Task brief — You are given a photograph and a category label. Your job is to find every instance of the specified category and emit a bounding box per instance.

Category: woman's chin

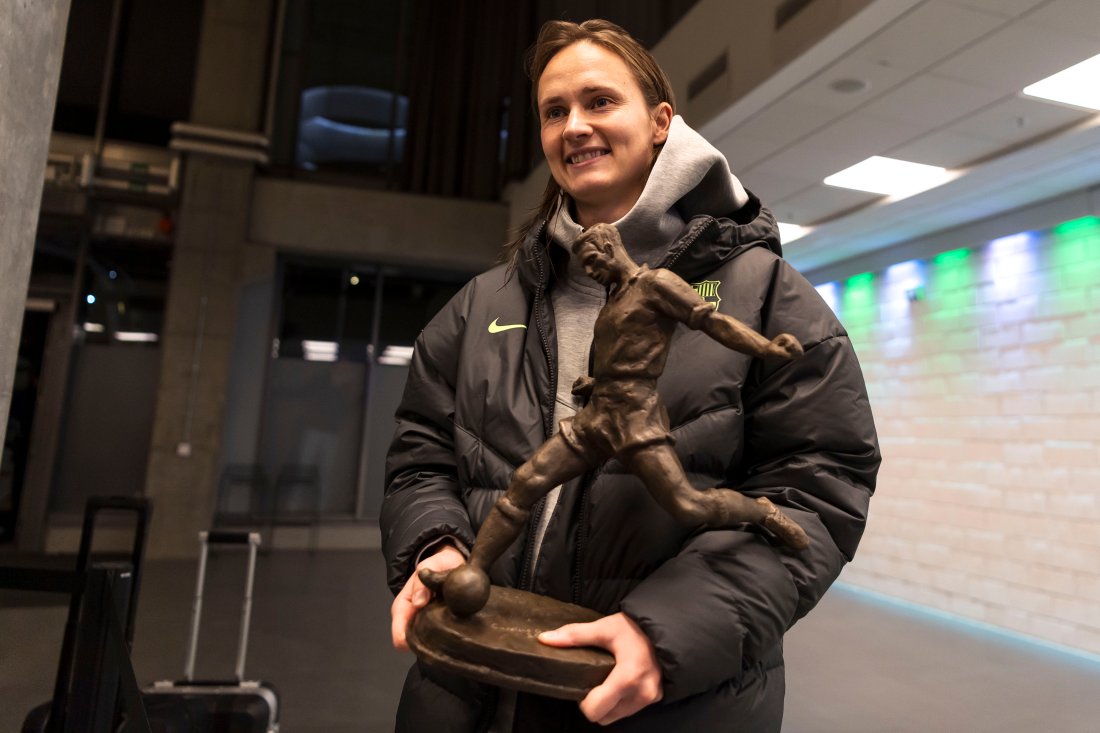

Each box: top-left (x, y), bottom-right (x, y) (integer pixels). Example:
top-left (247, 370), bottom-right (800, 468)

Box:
top-left (567, 189), bottom-right (630, 222)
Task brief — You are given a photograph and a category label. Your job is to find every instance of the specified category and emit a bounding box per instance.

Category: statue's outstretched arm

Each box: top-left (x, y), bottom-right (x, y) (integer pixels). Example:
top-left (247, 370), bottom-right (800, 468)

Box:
top-left (651, 269), bottom-right (803, 361)
top-left (698, 308), bottom-right (802, 361)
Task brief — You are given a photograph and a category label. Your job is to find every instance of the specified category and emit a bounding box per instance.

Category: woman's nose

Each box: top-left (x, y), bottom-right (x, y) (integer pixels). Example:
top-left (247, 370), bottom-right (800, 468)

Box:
top-left (564, 108), bottom-right (592, 140)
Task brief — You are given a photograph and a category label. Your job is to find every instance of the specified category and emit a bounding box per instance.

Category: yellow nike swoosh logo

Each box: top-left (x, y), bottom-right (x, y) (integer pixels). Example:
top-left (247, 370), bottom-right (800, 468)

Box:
top-left (488, 318), bottom-right (527, 334)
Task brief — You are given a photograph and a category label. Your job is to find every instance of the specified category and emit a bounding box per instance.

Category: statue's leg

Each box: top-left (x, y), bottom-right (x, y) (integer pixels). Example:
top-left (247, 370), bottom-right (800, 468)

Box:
top-left (423, 433), bottom-right (594, 616)
top-left (621, 445), bottom-right (809, 550)
top-left (470, 433), bottom-right (591, 569)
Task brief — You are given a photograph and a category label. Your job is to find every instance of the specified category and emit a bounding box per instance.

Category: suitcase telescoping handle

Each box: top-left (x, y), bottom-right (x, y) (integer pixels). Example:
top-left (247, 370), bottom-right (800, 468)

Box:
top-left (49, 496), bottom-right (151, 733)
top-left (184, 530), bottom-right (261, 684)
top-left (75, 496), bottom-right (151, 646)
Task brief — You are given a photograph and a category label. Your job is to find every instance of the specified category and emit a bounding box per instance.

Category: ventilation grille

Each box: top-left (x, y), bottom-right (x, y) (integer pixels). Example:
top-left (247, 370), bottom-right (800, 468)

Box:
top-left (687, 53), bottom-right (728, 101)
top-left (776, 0), bottom-right (815, 28)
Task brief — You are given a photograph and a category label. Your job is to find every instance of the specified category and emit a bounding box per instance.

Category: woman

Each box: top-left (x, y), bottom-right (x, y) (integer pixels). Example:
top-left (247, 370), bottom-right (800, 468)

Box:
top-left (382, 19), bottom-right (879, 733)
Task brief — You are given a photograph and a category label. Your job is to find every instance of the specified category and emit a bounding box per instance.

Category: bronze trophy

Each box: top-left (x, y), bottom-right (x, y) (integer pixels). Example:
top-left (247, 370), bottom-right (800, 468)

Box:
top-left (407, 223), bottom-right (808, 700)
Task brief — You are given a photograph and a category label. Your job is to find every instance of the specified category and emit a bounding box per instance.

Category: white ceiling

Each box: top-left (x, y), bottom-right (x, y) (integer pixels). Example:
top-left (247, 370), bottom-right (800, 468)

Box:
top-left (697, 0), bottom-right (1100, 273)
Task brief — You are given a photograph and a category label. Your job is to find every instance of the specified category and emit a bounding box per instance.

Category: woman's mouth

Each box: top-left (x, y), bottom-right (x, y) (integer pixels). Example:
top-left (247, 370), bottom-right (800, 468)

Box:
top-left (568, 149), bottom-right (609, 165)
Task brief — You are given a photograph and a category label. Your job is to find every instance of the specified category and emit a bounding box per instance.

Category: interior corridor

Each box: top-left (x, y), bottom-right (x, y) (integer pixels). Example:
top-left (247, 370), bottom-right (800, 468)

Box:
top-left (3, 548), bottom-right (1099, 732)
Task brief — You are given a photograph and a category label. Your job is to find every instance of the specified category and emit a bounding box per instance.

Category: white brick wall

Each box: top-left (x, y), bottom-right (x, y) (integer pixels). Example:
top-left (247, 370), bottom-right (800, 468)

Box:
top-left (824, 218), bottom-right (1100, 657)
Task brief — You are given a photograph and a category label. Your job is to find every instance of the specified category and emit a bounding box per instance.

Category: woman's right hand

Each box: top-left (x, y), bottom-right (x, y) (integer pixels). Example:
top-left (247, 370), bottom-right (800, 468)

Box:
top-left (390, 543), bottom-right (466, 651)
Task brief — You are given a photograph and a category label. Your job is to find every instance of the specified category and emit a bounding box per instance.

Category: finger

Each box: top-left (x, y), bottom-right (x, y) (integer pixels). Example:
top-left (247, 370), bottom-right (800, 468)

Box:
top-left (391, 596), bottom-right (413, 651)
top-left (578, 663), bottom-right (630, 723)
top-left (601, 669), bottom-right (663, 725)
top-left (410, 579), bottom-right (430, 607)
top-left (538, 619), bottom-right (611, 648)
top-left (595, 696), bottom-right (644, 727)
top-left (582, 669), bottom-right (662, 726)
top-left (390, 574), bottom-right (426, 651)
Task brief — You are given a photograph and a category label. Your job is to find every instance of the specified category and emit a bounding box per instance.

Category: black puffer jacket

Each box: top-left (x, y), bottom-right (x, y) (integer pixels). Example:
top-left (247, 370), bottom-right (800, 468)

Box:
top-left (382, 196), bottom-right (880, 732)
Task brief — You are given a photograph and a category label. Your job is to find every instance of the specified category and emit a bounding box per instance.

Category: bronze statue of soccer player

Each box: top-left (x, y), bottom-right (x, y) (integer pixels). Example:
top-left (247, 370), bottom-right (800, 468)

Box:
top-left (422, 223), bottom-right (809, 618)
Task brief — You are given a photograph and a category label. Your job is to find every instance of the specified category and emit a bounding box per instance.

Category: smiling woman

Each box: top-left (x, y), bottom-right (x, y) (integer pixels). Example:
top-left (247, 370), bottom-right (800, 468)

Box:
top-left (381, 18), bottom-right (879, 733)
top-left (502, 19), bottom-right (679, 261)
top-left (536, 42), bottom-right (671, 227)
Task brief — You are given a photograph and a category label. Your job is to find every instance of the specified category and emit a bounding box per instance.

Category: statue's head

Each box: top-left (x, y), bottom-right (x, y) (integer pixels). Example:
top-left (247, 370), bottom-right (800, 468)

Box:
top-left (572, 223), bottom-right (622, 257)
top-left (572, 224), bottom-right (625, 285)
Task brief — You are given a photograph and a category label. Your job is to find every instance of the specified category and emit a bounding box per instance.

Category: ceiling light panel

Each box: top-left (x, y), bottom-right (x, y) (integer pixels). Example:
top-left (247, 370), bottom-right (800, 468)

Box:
top-left (778, 222), bottom-right (810, 243)
top-left (1023, 52), bottom-right (1100, 111)
top-left (824, 156), bottom-right (951, 197)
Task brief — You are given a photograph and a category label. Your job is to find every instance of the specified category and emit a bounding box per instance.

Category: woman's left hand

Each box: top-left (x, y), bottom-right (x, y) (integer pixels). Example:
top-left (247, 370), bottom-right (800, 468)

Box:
top-left (539, 612), bottom-right (664, 725)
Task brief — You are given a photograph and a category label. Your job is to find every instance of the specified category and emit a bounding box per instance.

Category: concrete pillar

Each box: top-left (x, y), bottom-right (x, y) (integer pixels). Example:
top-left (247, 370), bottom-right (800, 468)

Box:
top-left (0, 1), bottom-right (72, 454)
top-left (143, 0), bottom-right (272, 557)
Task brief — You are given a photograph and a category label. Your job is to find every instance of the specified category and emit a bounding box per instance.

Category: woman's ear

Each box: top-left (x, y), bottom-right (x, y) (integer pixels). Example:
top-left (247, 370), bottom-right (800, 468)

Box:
top-left (651, 102), bottom-right (673, 145)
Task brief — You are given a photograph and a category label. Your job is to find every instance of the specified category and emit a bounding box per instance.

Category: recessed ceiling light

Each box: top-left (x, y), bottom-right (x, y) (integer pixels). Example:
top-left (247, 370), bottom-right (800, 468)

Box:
top-left (829, 78), bottom-right (869, 94)
top-left (302, 340), bottom-right (340, 362)
top-left (115, 331), bottom-right (159, 343)
top-left (1022, 52), bottom-right (1100, 111)
top-left (824, 156), bottom-right (951, 197)
top-left (778, 222), bottom-right (810, 243)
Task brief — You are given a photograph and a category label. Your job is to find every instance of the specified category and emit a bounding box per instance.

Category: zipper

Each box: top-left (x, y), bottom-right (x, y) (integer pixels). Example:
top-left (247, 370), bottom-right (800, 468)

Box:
top-left (571, 468), bottom-right (598, 605)
top-left (661, 216), bottom-right (718, 273)
top-left (532, 222), bottom-right (556, 440)
top-left (568, 310), bottom-right (605, 605)
top-left (518, 223), bottom-right (555, 593)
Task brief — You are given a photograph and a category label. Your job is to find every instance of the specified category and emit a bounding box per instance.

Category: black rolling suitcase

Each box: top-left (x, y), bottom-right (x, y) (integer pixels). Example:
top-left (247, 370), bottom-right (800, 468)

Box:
top-left (16, 496), bottom-right (156, 733)
top-left (143, 530), bottom-right (280, 732)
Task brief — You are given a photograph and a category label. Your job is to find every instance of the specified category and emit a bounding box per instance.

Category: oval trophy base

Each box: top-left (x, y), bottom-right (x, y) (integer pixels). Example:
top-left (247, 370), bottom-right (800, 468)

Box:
top-left (407, 585), bottom-right (615, 701)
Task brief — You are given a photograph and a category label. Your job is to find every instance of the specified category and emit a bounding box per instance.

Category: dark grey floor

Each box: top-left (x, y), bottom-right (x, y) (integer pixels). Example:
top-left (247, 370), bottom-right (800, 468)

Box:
top-left (4, 550), bottom-right (1100, 732)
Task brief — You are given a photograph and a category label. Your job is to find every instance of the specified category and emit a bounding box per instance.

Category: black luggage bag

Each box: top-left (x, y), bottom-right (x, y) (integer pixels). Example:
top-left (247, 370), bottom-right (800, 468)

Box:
top-left (16, 496), bottom-right (155, 733)
top-left (142, 530), bottom-right (280, 733)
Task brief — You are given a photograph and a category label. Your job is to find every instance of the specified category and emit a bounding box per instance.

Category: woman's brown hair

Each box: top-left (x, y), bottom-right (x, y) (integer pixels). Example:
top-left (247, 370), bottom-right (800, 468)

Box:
top-left (502, 19), bottom-right (676, 261)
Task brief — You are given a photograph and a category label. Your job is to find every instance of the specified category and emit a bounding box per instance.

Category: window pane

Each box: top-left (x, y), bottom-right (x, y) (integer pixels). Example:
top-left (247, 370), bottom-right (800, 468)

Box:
top-left (51, 343), bottom-right (161, 512)
top-left (295, 86), bottom-right (406, 175)
top-left (340, 269), bottom-right (376, 363)
top-left (260, 359), bottom-right (366, 517)
top-left (79, 239), bottom-right (171, 345)
top-left (378, 275), bottom-right (464, 363)
top-left (279, 262), bottom-right (342, 359)
top-left (277, 1), bottom-right (406, 178)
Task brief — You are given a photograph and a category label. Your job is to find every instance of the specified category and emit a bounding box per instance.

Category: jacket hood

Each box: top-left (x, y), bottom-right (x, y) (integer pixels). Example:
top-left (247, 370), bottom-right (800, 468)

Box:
top-left (660, 195), bottom-right (782, 282)
top-left (516, 191), bottom-right (781, 291)
top-left (515, 116), bottom-right (781, 291)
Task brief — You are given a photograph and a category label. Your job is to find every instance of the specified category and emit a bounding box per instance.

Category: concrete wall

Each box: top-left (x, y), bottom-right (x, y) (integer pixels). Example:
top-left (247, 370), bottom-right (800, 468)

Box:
top-left (249, 178), bottom-right (508, 271)
top-left (817, 191), bottom-right (1100, 657)
top-left (142, 0), bottom-right (272, 557)
top-left (144, 159), bottom-right (256, 557)
top-left (217, 243), bottom-right (276, 472)
top-left (0, 0), bottom-right (72, 451)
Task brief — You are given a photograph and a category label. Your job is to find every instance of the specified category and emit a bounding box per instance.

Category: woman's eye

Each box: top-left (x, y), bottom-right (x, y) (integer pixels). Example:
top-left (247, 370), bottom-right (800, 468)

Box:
top-left (544, 107), bottom-right (565, 120)
top-left (593, 97), bottom-right (612, 108)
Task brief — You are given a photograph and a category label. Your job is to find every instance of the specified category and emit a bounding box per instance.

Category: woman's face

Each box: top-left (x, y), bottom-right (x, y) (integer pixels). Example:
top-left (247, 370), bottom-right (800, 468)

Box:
top-left (537, 42), bottom-right (672, 225)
